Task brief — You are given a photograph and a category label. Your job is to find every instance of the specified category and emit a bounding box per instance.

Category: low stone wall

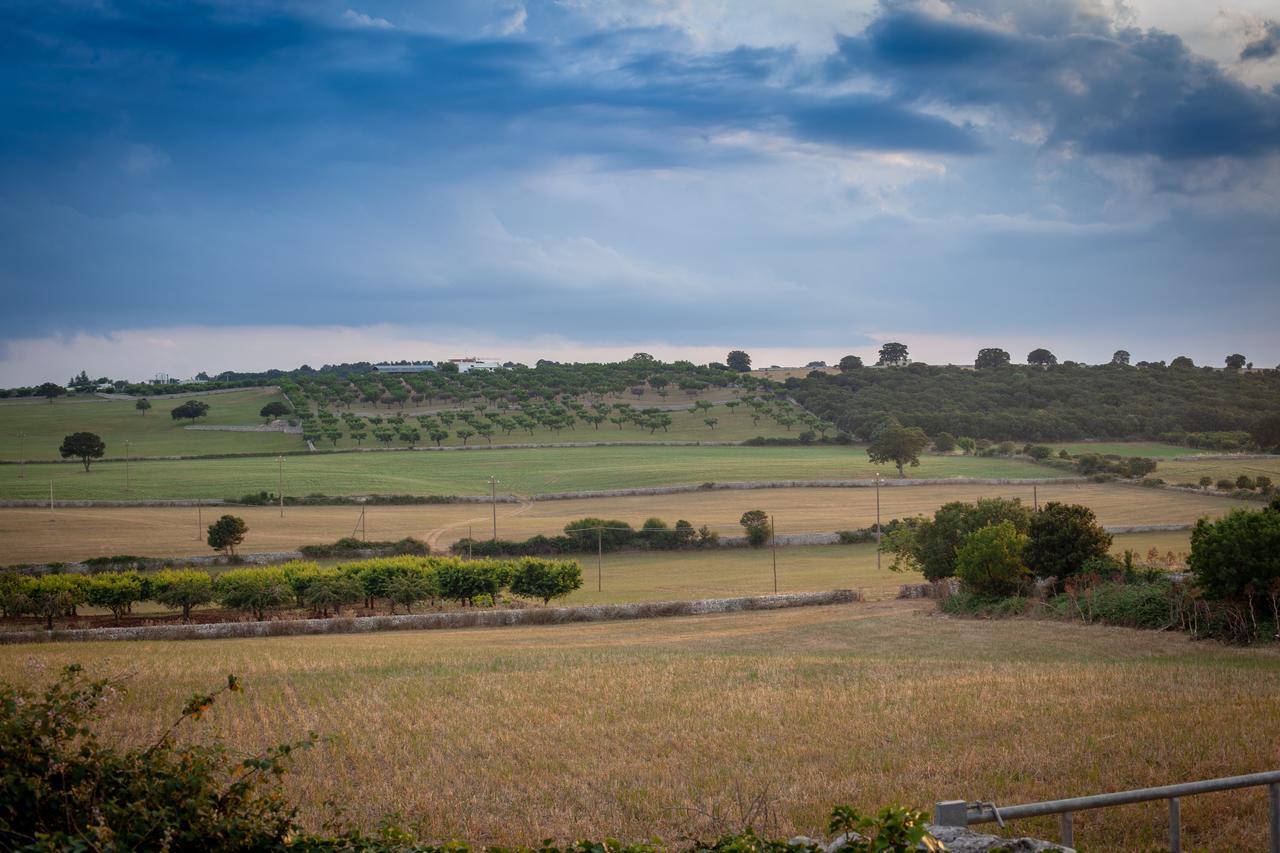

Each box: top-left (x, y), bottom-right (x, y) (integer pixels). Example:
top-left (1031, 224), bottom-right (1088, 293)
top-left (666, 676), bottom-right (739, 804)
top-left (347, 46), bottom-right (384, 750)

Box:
top-left (0, 589), bottom-right (864, 645)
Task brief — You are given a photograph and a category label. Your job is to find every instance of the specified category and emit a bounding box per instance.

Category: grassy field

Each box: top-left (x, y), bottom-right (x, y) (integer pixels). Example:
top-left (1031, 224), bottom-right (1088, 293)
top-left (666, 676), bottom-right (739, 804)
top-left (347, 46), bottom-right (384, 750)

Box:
top-left (0, 445), bottom-right (1062, 502)
top-left (0, 483), bottom-right (1238, 564)
top-left (2, 601), bottom-right (1274, 850)
top-left (0, 388), bottom-right (297, 460)
top-left (1047, 441), bottom-right (1206, 458)
top-left (1145, 455), bottom-right (1280, 487)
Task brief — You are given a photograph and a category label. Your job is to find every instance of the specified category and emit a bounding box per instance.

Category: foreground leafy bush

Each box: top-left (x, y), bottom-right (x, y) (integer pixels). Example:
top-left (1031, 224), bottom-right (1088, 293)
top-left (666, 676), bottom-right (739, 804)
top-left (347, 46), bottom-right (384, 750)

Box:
top-left (954, 521), bottom-right (1029, 597)
top-left (0, 667), bottom-right (940, 852)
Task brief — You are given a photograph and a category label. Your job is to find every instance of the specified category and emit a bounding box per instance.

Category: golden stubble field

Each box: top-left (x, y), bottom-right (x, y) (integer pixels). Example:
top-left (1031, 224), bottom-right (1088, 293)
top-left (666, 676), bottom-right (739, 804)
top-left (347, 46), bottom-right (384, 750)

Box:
top-left (0, 483), bottom-right (1249, 565)
top-left (3, 601), bottom-right (1277, 850)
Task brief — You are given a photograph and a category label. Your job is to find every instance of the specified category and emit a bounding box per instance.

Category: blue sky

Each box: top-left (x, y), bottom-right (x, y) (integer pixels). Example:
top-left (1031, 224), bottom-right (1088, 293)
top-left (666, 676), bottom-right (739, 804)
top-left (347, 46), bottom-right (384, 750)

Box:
top-left (2, 0), bottom-right (1279, 383)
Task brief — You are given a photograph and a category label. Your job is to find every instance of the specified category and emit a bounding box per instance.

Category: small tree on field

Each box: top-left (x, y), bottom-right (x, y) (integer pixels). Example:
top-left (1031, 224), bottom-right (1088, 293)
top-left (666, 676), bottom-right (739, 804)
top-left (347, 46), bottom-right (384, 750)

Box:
top-left (151, 569), bottom-right (214, 621)
top-left (84, 572), bottom-right (144, 625)
top-left (302, 574), bottom-right (363, 617)
top-left (37, 382), bottom-right (66, 403)
top-left (509, 558), bottom-right (583, 604)
top-left (135, 398), bottom-right (152, 415)
top-left (207, 515), bottom-right (248, 556)
top-left (22, 575), bottom-right (86, 630)
top-left (704, 418), bottom-right (718, 430)
top-left (1023, 503), bottom-right (1111, 585)
top-left (384, 572), bottom-right (437, 614)
top-left (740, 510), bottom-right (772, 548)
top-left (59, 432), bottom-right (106, 471)
top-left (867, 426), bottom-right (929, 478)
top-left (260, 401), bottom-right (291, 421)
top-left (955, 521), bottom-right (1030, 597)
top-left (933, 432), bottom-right (957, 452)
top-left (170, 400), bottom-right (210, 422)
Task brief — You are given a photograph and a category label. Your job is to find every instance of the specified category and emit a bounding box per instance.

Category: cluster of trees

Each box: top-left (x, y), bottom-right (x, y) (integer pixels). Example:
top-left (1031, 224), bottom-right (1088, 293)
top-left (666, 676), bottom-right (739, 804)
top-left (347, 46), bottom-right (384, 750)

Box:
top-left (0, 555), bottom-right (584, 629)
top-left (882, 498), bottom-right (1112, 596)
top-left (452, 516), bottom-right (721, 557)
top-left (793, 360), bottom-right (1280, 444)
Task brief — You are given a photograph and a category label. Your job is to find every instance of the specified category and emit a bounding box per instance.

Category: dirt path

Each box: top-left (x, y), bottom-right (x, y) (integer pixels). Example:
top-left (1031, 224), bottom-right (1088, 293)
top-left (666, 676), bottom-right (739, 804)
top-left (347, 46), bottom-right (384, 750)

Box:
top-left (424, 498), bottom-right (535, 552)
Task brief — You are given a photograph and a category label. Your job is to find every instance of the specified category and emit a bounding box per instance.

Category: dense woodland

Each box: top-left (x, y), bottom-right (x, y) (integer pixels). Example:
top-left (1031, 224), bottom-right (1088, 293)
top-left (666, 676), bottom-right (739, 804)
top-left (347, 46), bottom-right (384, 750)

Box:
top-left (791, 363), bottom-right (1280, 443)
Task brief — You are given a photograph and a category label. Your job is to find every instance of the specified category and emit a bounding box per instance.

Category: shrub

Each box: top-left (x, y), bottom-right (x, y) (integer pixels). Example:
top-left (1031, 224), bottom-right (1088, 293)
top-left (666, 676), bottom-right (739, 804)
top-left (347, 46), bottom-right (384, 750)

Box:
top-left (932, 431), bottom-right (956, 452)
top-left (564, 518), bottom-right (634, 551)
top-left (1236, 475), bottom-right (1256, 490)
top-left (1048, 579), bottom-right (1174, 629)
top-left (1199, 476), bottom-right (1213, 488)
top-left (1216, 479), bottom-right (1235, 490)
top-left (955, 521), bottom-right (1030, 597)
top-left (1025, 444), bottom-right (1052, 460)
top-left (150, 568), bottom-right (214, 621)
top-left (302, 572), bottom-right (364, 616)
top-left (384, 569), bottom-right (439, 613)
top-left (1024, 502), bottom-right (1112, 585)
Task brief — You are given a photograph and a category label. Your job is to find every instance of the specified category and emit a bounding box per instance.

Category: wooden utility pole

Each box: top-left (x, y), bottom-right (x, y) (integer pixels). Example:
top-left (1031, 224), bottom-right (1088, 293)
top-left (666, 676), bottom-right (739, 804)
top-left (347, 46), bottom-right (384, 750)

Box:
top-left (875, 472), bottom-right (882, 572)
top-left (771, 514), bottom-right (778, 594)
top-left (488, 475), bottom-right (500, 541)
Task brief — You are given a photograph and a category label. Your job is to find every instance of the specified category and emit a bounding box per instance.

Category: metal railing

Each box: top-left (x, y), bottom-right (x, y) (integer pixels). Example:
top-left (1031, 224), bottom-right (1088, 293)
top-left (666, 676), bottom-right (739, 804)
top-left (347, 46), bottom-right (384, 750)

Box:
top-left (934, 770), bottom-right (1280, 852)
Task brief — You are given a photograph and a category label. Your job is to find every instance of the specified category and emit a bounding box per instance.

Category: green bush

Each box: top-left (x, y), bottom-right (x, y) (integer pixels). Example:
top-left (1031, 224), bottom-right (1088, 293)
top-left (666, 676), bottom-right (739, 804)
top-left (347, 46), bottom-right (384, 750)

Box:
top-left (150, 568), bottom-right (214, 621)
top-left (1189, 505), bottom-right (1280, 616)
top-left (83, 571), bottom-right (144, 624)
top-left (1047, 580), bottom-right (1173, 629)
top-left (881, 498), bottom-right (1030, 581)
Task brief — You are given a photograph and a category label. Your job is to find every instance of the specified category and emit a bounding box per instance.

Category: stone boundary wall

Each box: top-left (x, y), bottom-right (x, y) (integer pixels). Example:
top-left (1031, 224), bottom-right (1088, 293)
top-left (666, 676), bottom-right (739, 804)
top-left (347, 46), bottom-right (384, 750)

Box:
top-left (0, 589), bottom-right (864, 645)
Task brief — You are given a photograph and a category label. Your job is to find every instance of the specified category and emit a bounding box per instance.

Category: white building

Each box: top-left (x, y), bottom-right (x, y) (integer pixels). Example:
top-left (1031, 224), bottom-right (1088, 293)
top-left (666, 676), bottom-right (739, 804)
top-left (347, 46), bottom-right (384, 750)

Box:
top-left (449, 357), bottom-right (502, 373)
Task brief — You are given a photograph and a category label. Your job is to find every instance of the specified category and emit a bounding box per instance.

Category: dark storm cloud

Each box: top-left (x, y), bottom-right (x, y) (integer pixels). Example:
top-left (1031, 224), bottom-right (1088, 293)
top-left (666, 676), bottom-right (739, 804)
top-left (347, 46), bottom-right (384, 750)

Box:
top-left (830, 3), bottom-right (1280, 160)
top-left (1241, 21), bottom-right (1280, 62)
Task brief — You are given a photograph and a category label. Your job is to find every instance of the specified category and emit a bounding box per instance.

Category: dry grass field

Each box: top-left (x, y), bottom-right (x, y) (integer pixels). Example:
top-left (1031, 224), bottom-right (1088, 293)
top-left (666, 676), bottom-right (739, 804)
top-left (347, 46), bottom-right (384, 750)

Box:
top-left (2, 601), bottom-right (1276, 850)
top-left (1148, 455), bottom-right (1280, 487)
top-left (0, 483), bottom-right (1244, 564)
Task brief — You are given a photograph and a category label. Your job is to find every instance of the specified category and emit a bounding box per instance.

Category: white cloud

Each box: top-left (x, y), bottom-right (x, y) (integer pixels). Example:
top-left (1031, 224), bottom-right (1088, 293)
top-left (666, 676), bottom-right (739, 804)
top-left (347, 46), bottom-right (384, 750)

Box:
top-left (486, 3), bottom-right (527, 36)
top-left (342, 9), bottom-right (393, 29)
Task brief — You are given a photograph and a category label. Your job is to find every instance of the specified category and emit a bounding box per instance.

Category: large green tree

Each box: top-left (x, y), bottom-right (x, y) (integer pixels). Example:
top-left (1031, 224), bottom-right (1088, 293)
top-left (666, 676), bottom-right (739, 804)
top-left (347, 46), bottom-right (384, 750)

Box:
top-left (866, 425), bottom-right (929, 477)
top-left (170, 400), bottom-right (210, 422)
top-left (59, 432), bottom-right (105, 471)
top-left (838, 354), bottom-right (863, 372)
top-left (876, 342), bottom-right (909, 366)
top-left (37, 382), bottom-right (66, 403)
top-left (1225, 353), bottom-right (1247, 370)
top-left (1027, 348), bottom-right (1057, 367)
top-left (975, 348), bottom-right (1011, 369)
top-left (1023, 503), bottom-right (1112, 584)
top-left (726, 350), bottom-right (752, 372)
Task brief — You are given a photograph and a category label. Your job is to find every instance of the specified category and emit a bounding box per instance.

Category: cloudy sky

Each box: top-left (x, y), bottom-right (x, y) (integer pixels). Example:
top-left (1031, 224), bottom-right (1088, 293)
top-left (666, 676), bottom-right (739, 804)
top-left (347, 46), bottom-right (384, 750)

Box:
top-left (2, 0), bottom-right (1279, 383)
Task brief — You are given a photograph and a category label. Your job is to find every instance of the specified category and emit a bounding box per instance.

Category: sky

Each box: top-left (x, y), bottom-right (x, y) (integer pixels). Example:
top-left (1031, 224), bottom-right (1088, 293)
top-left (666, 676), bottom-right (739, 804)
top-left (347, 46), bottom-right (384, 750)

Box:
top-left (1, 0), bottom-right (1279, 384)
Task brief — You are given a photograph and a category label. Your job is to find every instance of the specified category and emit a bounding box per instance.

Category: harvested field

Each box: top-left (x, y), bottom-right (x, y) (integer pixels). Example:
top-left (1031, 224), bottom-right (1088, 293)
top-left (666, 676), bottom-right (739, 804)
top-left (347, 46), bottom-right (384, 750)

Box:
top-left (1145, 455), bottom-right (1280, 488)
top-left (0, 483), bottom-right (1244, 565)
top-left (2, 601), bottom-right (1275, 850)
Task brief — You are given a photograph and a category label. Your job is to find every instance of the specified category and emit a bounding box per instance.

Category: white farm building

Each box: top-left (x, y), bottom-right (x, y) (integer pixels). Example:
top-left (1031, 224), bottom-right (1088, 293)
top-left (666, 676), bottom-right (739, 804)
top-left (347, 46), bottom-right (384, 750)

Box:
top-left (373, 358), bottom-right (503, 374)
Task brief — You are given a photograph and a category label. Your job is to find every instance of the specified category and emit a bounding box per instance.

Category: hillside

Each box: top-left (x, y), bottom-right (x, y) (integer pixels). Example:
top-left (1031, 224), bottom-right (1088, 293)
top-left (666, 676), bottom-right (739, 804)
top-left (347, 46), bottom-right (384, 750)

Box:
top-left (792, 363), bottom-right (1280, 443)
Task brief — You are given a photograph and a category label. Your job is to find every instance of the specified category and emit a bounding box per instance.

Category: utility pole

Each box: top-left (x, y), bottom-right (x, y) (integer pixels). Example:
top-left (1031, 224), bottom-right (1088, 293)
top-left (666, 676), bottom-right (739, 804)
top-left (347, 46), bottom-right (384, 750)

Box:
top-left (487, 475), bottom-right (499, 541)
top-left (197, 502), bottom-right (203, 541)
top-left (1033, 483), bottom-right (1039, 512)
top-left (771, 514), bottom-right (778, 594)
top-left (468, 525), bottom-right (473, 560)
top-left (124, 440), bottom-right (130, 492)
top-left (16, 432), bottom-right (25, 479)
top-left (874, 472), bottom-right (882, 572)
top-left (597, 527), bottom-right (603, 592)
top-left (49, 480), bottom-right (54, 514)
top-left (276, 456), bottom-right (285, 518)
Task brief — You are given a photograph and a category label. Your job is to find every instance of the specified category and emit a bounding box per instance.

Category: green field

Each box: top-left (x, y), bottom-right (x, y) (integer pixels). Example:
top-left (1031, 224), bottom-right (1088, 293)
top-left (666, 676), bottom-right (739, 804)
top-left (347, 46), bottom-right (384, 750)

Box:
top-left (0, 445), bottom-right (1060, 500)
top-left (0, 388), bottom-right (297, 460)
top-left (3, 600), bottom-right (1274, 849)
top-left (1047, 441), bottom-right (1205, 458)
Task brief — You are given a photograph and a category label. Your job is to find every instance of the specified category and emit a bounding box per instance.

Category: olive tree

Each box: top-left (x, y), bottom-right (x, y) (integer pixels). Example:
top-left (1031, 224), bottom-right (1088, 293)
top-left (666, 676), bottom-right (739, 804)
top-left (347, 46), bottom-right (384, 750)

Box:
top-left (59, 432), bottom-right (106, 472)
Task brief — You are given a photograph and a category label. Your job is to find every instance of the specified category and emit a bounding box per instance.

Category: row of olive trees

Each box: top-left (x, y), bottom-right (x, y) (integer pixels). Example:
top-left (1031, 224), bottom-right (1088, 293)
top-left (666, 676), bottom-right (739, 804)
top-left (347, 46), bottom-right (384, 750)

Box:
top-left (0, 556), bottom-right (583, 629)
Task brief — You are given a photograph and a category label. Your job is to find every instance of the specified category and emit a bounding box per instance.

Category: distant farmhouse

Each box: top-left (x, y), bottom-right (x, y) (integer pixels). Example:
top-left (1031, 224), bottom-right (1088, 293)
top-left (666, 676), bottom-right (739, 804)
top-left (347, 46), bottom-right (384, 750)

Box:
top-left (374, 358), bottom-right (503, 374)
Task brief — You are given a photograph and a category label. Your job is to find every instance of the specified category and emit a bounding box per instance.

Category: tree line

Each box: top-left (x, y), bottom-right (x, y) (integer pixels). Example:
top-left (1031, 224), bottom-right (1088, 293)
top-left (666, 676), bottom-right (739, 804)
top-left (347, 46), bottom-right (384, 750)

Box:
top-left (0, 556), bottom-right (584, 629)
